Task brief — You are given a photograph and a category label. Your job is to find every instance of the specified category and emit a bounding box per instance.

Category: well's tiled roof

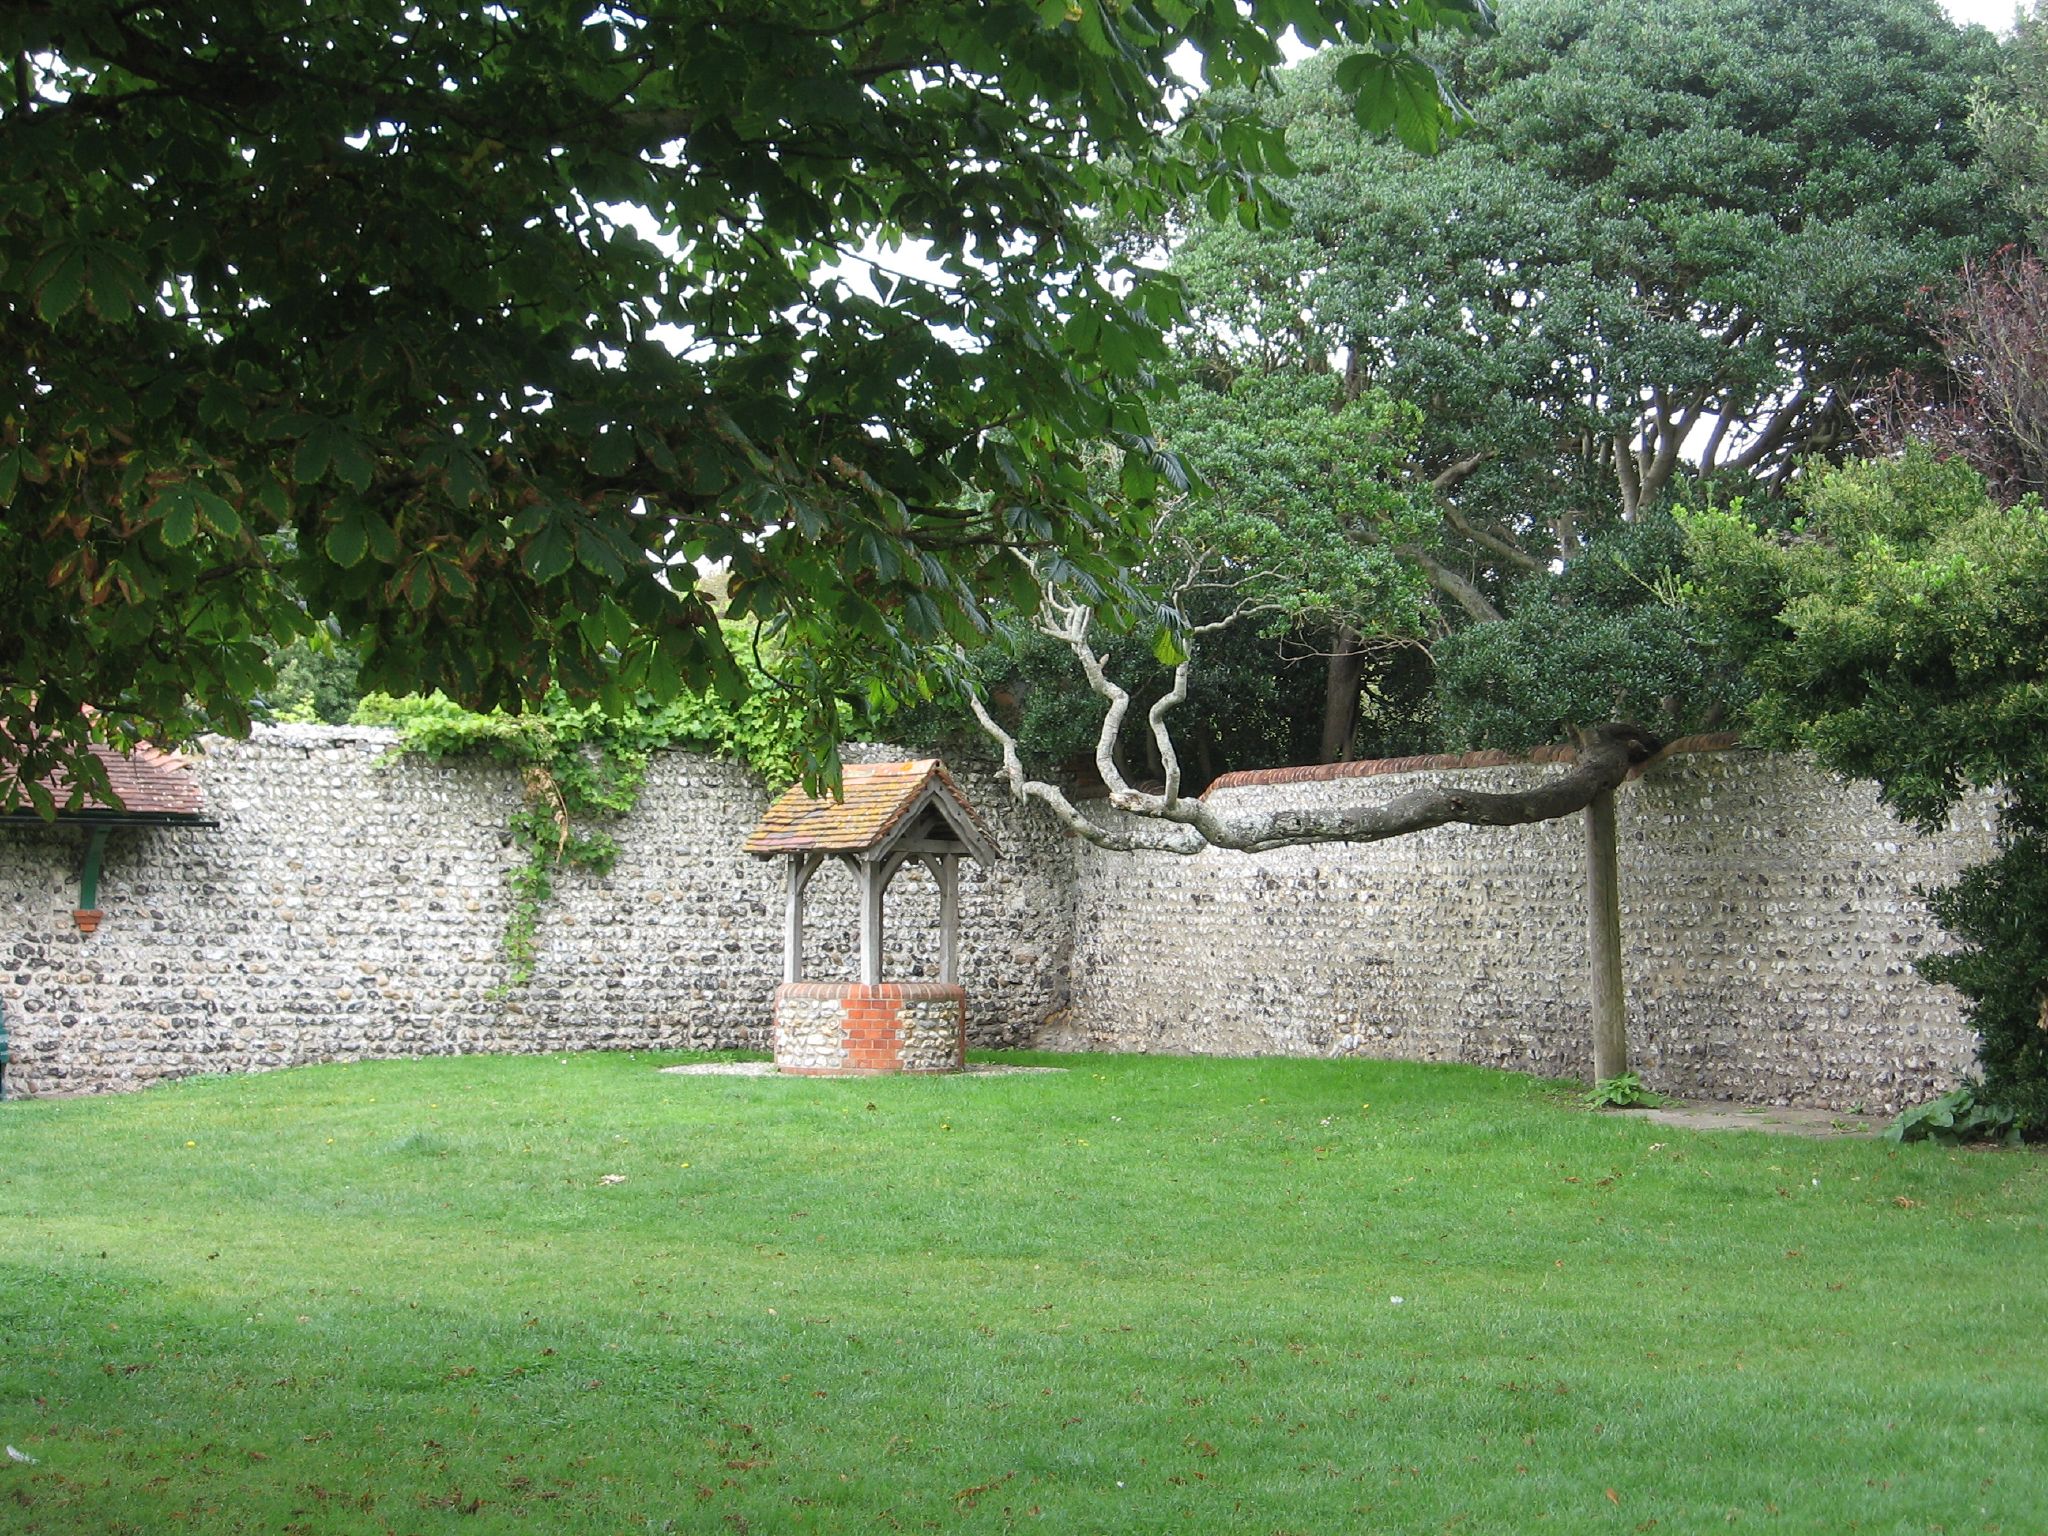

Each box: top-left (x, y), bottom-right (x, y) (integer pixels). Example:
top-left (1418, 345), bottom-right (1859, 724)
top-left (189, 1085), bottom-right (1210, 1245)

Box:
top-left (744, 759), bottom-right (995, 858)
top-left (14, 740), bottom-right (207, 819)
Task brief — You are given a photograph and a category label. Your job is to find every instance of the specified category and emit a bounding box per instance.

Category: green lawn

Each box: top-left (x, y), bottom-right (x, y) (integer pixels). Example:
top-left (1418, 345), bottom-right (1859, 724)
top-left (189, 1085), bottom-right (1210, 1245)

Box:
top-left (1, 1052), bottom-right (2043, 1535)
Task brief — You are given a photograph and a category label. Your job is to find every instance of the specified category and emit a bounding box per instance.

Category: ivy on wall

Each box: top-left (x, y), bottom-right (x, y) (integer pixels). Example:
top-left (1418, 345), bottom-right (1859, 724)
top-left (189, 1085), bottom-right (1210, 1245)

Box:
top-left (357, 624), bottom-right (834, 984)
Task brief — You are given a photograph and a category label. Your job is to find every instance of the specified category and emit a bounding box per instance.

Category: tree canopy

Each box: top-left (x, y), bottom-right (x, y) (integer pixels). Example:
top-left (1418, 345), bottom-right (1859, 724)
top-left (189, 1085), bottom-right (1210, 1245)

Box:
top-left (1166, 0), bottom-right (2003, 618)
top-left (1430, 510), bottom-right (1741, 750)
top-left (967, 0), bottom-right (2004, 781)
top-left (0, 0), bottom-right (1479, 809)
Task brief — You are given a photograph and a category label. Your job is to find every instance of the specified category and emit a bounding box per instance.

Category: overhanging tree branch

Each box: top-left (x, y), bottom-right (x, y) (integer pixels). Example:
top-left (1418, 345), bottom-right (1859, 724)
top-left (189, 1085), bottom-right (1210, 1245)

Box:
top-left (970, 581), bottom-right (1663, 856)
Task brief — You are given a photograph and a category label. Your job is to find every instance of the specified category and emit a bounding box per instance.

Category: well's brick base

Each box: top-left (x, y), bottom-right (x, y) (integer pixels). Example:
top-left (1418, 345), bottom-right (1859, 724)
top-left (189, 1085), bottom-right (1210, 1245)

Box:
top-left (773, 981), bottom-right (966, 1075)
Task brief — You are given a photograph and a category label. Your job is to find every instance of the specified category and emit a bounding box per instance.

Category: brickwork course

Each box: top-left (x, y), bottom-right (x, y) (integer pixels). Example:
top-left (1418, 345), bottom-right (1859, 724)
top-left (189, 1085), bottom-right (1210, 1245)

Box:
top-left (0, 726), bottom-right (1998, 1111)
top-left (772, 981), bottom-right (967, 1074)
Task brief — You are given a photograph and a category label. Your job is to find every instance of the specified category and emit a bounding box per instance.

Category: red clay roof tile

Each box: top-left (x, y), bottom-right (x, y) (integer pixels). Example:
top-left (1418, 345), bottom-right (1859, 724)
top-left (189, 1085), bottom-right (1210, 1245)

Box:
top-left (87, 742), bottom-right (205, 817)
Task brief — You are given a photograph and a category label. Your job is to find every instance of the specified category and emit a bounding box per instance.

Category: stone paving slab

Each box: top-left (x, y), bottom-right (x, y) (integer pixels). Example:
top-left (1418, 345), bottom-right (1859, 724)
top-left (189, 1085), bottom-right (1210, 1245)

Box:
top-left (1617, 1099), bottom-right (1880, 1138)
top-left (657, 1062), bottom-right (1065, 1078)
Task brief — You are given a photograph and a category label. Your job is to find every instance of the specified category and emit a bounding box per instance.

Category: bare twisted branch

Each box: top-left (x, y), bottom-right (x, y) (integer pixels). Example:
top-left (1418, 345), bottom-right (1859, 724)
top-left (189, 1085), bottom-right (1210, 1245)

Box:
top-left (969, 574), bottom-right (1664, 855)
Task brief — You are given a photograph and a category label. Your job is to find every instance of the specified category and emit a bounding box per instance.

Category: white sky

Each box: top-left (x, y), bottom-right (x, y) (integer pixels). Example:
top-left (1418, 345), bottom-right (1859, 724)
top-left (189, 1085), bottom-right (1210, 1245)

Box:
top-left (1942, 0), bottom-right (2026, 29)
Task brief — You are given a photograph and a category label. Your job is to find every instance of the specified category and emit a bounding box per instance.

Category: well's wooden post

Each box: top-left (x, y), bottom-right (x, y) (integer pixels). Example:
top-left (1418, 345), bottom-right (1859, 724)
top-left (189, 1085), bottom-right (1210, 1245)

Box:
top-left (937, 854), bottom-right (960, 984)
top-left (858, 859), bottom-right (885, 985)
top-left (783, 858), bottom-right (805, 983)
top-left (1585, 785), bottom-right (1628, 1084)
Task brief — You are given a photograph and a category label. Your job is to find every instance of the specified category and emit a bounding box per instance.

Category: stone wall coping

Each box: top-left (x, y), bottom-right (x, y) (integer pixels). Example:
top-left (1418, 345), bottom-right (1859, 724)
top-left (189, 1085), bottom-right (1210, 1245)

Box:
top-left (1202, 731), bottom-right (1747, 796)
top-left (199, 723), bottom-right (401, 751)
top-left (775, 980), bottom-right (970, 1001)
top-left (191, 725), bottom-right (1747, 793)
top-left (201, 724), bottom-right (950, 762)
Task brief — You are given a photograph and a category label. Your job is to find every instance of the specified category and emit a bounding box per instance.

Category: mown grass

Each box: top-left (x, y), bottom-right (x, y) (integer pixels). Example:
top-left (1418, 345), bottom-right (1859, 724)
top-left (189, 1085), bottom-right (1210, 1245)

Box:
top-left (1, 1051), bottom-right (2043, 1535)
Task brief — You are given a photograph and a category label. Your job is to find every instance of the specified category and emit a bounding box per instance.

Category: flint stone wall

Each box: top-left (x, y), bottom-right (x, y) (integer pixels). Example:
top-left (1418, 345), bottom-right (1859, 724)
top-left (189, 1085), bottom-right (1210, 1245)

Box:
top-left (0, 727), bottom-right (1074, 1097)
top-left (1053, 749), bottom-right (1999, 1113)
top-left (896, 995), bottom-right (969, 1073)
top-left (0, 730), bottom-right (2000, 1111)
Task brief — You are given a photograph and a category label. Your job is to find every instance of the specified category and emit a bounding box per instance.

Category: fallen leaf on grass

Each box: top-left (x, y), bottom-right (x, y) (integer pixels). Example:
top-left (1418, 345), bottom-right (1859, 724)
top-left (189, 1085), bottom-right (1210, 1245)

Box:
top-left (953, 1471), bottom-right (1015, 1510)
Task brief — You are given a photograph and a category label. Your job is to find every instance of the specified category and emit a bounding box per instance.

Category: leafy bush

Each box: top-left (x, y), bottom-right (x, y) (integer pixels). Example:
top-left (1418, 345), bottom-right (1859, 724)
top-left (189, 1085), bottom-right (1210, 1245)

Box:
top-left (258, 630), bottom-right (366, 724)
top-left (1919, 831), bottom-right (2048, 1134)
top-left (1684, 451), bottom-right (2048, 1137)
top-left (1584, 1073), bottom-right (1664, 1109)
top-left (1883, 1088), bottom-right (2022, 1147)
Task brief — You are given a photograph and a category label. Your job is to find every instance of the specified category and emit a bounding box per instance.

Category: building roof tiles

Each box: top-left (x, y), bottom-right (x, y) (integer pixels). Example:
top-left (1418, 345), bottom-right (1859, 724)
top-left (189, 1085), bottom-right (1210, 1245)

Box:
top-left (6, 738), bottom-right (207, 820)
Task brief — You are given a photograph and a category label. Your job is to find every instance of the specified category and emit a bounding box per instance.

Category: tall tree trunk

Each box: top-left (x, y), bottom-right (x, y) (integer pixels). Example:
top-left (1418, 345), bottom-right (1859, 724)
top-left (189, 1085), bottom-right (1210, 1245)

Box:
top-left (1584, 786), bottom-right (1628, 1084)
top-left (1321, 626), bottom-right (1365, 762)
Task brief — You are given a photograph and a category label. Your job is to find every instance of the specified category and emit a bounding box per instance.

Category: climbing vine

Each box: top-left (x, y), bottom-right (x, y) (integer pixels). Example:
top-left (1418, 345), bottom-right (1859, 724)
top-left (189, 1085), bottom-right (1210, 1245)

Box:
top-left (357, 626), bottom-right (834, 984)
